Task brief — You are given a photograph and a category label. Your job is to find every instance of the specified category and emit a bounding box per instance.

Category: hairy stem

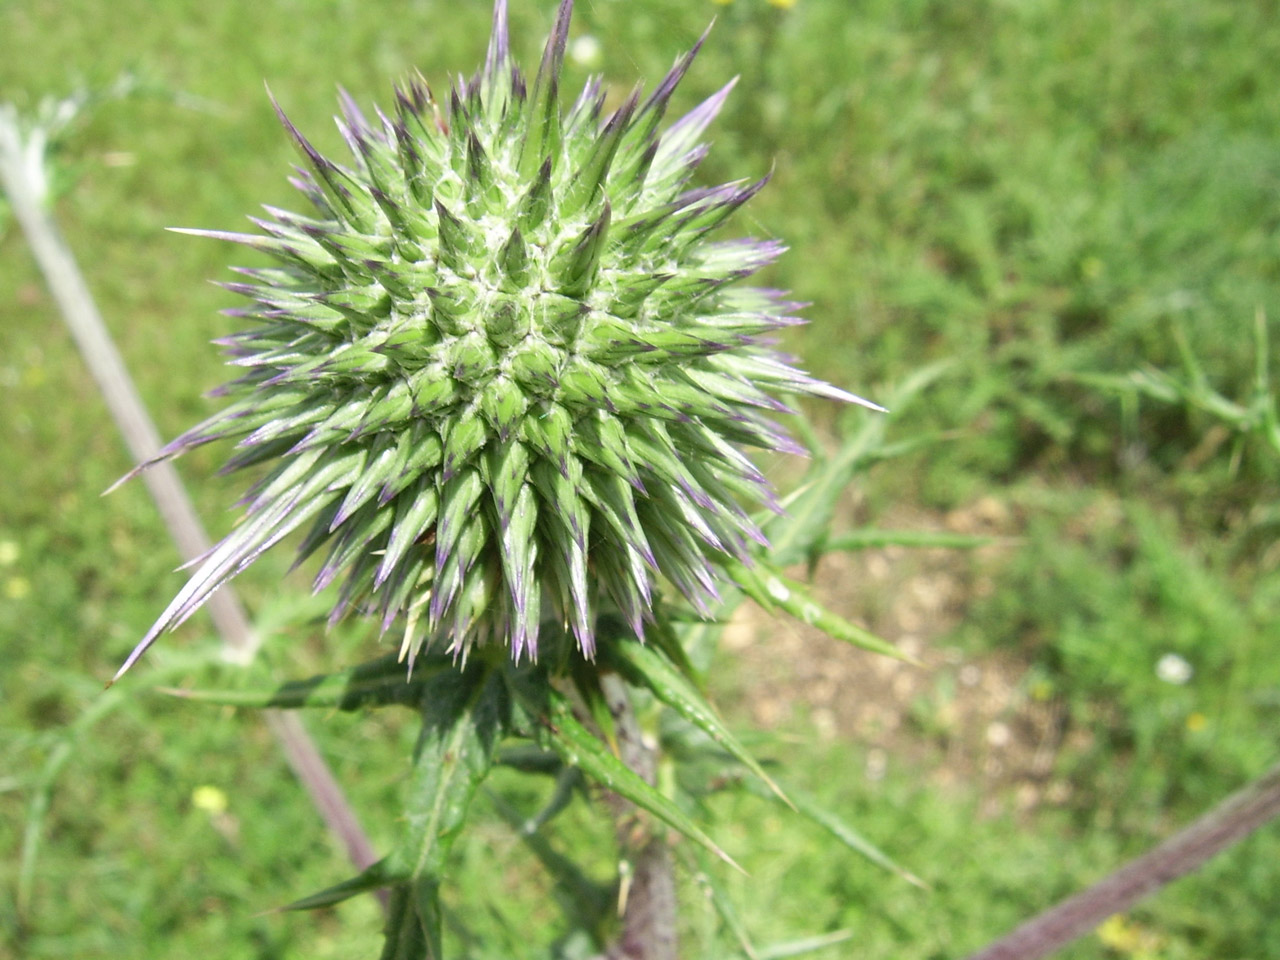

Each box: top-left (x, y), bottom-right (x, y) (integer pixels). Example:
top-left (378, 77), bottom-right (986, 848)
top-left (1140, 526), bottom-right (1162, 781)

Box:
top-left (965, 762), bottom-right (1280, 960)
top-left (599, 673), bottom-right (678, 960)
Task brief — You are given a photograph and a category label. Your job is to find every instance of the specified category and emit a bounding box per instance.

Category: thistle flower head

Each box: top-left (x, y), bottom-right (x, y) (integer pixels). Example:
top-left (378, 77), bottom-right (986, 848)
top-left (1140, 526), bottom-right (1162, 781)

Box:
top-left (117, 0), bottom-right (878, 677)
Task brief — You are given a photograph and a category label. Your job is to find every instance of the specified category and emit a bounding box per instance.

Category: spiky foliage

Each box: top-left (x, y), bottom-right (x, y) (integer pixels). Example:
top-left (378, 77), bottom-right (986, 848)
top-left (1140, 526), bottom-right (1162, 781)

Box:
top-left (116, 0), bottom-right (877, 678)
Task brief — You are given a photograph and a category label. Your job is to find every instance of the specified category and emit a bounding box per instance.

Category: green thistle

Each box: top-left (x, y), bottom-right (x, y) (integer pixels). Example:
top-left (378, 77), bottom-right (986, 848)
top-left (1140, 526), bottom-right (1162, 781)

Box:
top-left (116, 0), bottom-right (878, 678)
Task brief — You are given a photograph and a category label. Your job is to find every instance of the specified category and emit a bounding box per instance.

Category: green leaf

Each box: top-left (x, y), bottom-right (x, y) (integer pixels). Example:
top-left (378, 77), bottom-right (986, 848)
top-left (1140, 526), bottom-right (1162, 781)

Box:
top-left (386, 663), bottom-right (509, 881)
top-left (825, 529), bottom-right (1001, 551)
top-left (571, 659), bottom-right (620, 757)
top-left (377, 662), bottom-right (509, 958)
top-left (691, 860), bottom-right (759, 959)
top-left (766, 361), bottom-right (951, 566)
top-left (647, 614), bottom-right (707, 691)
top-left (522, 402), bottom-right (575, 473)
top-left (605, 638), bottom-right (789, 806)
top-left (751, 779), bottom-right (926, 889)
top-left (494, 743), bottom-right (564, 776)
top-left (159, 653), bottom-right (450, 710)
top-left (722, 557), bottom-right (918, 664)
top-left (524, 765), bottom-right (584, 835)
top-left (282, 859), bottom-right (399, 911)
top-left (527, 685), bottom-right (742, 872)
top-left (381, 878), bottom-right (444, 960)
top-left (757, 930), bottom-right (856, 959)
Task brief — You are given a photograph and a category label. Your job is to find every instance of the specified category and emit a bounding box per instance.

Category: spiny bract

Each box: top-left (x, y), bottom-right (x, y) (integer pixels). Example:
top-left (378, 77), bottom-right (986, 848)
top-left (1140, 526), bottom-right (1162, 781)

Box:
top-left (117, 0), bottom-right (878, 678)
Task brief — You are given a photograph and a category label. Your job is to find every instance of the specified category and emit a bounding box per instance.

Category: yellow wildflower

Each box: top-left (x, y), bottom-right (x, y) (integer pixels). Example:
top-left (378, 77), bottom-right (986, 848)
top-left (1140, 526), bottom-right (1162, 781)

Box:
top-left (4, 577), bottom-right (31, 600)
top-left (192, 785), bottom-right (230, 815)
top-left (1097, 913), bottom-right (1165, 958)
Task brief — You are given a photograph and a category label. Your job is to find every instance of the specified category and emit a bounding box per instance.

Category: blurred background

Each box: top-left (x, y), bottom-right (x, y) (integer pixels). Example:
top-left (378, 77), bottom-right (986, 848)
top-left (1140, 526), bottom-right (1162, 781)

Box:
top-left (2, 0), bottom-right (1278, 957)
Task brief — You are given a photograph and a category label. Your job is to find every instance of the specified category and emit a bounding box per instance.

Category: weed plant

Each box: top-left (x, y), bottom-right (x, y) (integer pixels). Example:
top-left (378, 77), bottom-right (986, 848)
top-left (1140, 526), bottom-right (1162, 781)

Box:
top-left (3, 0), bottom-right (1280, 957)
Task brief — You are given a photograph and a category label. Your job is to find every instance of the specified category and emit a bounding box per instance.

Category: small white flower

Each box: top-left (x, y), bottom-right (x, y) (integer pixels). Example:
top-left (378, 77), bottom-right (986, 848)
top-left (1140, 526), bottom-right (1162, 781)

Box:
top-left (1155, 653), bottom-right (1193, 685)
top-left (569, 34), bottom-right (602, 69)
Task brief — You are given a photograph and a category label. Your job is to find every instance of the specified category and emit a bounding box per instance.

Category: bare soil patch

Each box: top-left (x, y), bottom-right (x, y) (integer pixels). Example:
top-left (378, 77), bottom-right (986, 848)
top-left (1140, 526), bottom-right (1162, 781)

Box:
top-left (718, 496), bottom-right (1079, 816)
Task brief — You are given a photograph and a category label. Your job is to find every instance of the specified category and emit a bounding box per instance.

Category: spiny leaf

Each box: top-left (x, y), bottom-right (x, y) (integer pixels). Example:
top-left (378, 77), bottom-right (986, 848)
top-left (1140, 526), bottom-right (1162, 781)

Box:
top-left (381, 878), bottom-right (443, 960)
top-left (571, 659), bottom-right (620, 757)
top-left (746, 778), bottom-right (927, 889)
top-left (722, 557), bottom-right (918, 664)
top-left (530, 685), bottom-right (743, 872)
top-left (158, 653), bottom-right (449, 711)
top-left (605, 637), bottom-right (789, 806)
top-left (385, 663), bottom-right (509, 882)
top-left (282, 859), bottom-right (401, 911)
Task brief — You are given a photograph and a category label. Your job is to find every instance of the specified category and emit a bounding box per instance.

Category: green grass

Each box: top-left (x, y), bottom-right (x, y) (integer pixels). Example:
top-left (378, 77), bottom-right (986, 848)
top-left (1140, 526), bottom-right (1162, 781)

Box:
top-left (3, 0), bottom-right (1280, 957)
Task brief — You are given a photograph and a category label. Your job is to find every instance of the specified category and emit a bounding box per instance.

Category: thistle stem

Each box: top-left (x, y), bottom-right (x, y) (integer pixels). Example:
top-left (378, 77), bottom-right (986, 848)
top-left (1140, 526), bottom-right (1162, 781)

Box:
top-left (964, 762), bottom-right (1280, 960)
top-left (599, 672), bottom-right (678, 960)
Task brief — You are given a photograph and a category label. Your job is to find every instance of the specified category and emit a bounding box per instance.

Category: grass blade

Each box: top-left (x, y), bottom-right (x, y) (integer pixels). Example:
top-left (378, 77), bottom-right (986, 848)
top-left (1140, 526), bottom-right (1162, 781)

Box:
top-left (767, 361), bottom-right (952, 566)
top-left (758, 929), bottom-right (855, 959)
top-left (489, 791), bottom-right (613, 946)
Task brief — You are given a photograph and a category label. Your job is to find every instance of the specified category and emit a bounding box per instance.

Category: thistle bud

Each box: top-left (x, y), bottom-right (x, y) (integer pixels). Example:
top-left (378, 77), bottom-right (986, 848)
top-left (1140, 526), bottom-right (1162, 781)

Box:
top-left (116, 0), bottom-right (880, 679)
